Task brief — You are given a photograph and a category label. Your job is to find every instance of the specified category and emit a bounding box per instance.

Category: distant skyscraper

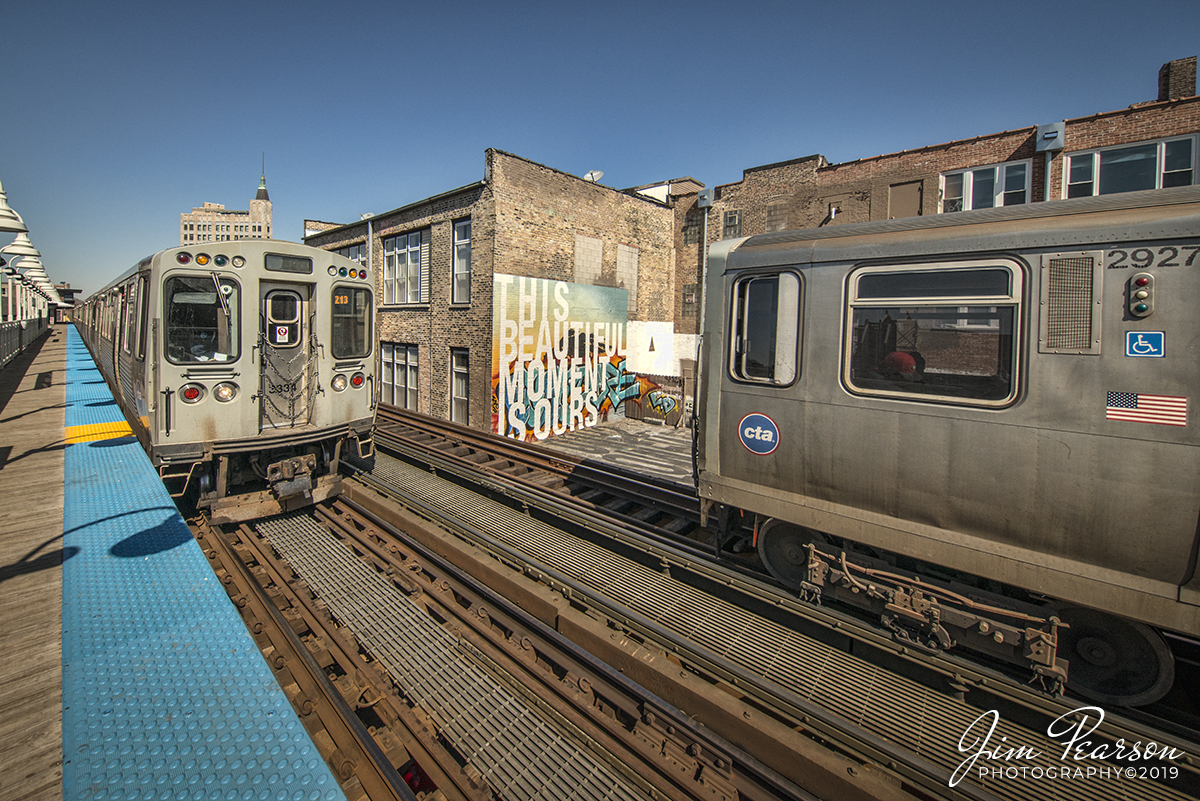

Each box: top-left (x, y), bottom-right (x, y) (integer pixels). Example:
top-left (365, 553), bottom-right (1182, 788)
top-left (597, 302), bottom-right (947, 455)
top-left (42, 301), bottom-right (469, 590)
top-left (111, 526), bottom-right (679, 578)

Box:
top-left (180, 174), bottom-right (272, 245)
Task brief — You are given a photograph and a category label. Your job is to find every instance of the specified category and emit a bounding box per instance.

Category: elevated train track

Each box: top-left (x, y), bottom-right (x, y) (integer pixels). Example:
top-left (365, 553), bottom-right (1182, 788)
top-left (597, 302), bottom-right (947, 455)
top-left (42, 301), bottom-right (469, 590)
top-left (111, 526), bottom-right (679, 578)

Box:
top-left (192, 496), bottom-right (810, 800)
top-left (360, 406), bottom-right (1198, 801)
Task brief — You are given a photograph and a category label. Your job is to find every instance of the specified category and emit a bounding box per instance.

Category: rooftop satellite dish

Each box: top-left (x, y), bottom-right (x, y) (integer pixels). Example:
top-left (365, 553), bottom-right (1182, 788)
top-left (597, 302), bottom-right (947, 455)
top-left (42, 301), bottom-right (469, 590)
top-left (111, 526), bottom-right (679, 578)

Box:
top-left (584, 170), bottom-right (603, 183)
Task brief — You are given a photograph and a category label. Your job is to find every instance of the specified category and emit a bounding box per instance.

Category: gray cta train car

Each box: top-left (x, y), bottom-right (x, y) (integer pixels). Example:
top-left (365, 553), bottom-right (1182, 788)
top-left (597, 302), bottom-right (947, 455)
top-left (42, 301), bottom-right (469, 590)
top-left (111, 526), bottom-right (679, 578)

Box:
top-left (697, 186), bottom-right (1200, 706)
top-left (75, 241), bottom-right (375, 524)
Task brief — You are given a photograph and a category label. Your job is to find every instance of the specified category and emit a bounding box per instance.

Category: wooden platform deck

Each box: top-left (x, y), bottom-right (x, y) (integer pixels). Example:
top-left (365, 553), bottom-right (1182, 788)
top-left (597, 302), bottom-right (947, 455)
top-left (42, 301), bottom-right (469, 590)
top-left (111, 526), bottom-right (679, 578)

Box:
top-left (0, 324), bottom-right (66, 801)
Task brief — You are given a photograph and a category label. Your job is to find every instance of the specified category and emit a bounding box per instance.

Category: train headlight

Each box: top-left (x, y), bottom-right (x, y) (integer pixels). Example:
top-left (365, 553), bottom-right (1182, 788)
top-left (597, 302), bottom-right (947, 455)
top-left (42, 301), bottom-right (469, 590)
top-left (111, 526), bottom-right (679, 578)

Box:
top-left (351, 372), bottom-right (365, 389)
top-left (231, 256), bottom-right (245, 268)
top-left (332, 374), bottom-right (348, 392)
top-left (328, 266), bottom-right (338, 276)
top-left (214, 382), bottom-right (238, 402)
top-left (180, 383), bottom-right (206, 403)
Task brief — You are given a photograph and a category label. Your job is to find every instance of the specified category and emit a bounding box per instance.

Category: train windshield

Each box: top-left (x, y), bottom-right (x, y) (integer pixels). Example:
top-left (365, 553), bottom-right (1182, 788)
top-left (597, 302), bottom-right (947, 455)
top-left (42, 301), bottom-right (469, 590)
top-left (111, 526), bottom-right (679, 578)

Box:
top-left (164, 275), bottom-right (241, 363)
top-left (331, 286), bottom-right (372, 359)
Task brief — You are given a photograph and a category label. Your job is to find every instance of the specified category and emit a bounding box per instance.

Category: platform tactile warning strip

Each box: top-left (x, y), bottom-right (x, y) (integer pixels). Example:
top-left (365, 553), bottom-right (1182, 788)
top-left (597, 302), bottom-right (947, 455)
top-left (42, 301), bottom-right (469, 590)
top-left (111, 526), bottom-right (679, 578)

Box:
top-left (61, 327), bottom-right (341, 801)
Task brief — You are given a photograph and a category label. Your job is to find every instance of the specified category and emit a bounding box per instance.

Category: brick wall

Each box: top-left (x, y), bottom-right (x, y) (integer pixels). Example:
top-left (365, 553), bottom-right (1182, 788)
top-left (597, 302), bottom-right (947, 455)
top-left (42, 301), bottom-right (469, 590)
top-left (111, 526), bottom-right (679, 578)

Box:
top-left (487, 150), bottom-right (675, 322)
top-left (304, 149), bottom-right (677, 433)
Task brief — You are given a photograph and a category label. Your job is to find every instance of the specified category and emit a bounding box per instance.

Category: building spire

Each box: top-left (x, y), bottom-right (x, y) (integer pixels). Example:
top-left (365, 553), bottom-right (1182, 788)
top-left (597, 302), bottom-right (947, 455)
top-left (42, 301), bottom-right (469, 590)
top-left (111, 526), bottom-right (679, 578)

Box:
top-left (256, 155), bottom-right (270, 201)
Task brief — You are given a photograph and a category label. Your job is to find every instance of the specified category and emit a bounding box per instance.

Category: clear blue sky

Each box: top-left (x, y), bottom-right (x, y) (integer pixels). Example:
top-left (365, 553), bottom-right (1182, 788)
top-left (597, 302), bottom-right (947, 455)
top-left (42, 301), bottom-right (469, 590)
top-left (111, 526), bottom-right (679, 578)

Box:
top-left (3, 0), bottom-right (1198, 298)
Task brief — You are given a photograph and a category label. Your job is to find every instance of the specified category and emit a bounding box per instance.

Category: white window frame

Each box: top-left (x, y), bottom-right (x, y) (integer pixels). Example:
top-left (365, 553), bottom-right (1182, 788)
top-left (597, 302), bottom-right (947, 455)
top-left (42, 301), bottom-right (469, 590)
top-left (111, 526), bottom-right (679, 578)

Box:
top-left (940, 160), bottom-right (1032, 212)
top-left (450, 348), bottom-right (469, 423)
top-left (1063, 135), bottom-right (1197, 198)
top-left (452, 219), bottom-right (471, 305)
top-left (382, 342), bottom-right (418, 410)
top-left (337, 243), bottom-right (367, 266)
top-left (382, 231), bottom-right (426, 305)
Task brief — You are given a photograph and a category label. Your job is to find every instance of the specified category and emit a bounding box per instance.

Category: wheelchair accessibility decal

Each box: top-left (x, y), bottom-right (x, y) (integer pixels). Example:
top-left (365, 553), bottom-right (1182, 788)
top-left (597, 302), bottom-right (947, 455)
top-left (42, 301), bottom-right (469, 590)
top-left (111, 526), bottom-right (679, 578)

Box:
top-left (1125, 331), bottom-right (1165, 358)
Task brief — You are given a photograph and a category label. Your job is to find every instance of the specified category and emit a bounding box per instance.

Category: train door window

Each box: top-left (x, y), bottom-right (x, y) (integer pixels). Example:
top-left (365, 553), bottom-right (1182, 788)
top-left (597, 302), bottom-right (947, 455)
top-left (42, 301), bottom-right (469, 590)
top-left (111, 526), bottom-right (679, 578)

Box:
top-left (844, 262), bottom-right (1021, 406)
top-left (729, 271), bottom-right (801, 385)
top-left (331, 286), bottom-right (372, 359)
top-left (264, 290), bottom-right (302, 348)
top-left (121, 279), bottom-right (139, 355)
top-left (164, 275), bottom-right (241, 364)
top-left (136, 275), bottom-right (149, 360)
top-left (117, 284), bottom-right (130, 354)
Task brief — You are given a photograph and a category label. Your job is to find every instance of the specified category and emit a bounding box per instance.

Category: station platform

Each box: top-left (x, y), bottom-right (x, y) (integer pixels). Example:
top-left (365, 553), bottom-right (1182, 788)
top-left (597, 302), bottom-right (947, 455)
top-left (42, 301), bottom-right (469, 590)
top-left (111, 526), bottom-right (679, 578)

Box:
top-left (0, 325), bottom-right (341, 801)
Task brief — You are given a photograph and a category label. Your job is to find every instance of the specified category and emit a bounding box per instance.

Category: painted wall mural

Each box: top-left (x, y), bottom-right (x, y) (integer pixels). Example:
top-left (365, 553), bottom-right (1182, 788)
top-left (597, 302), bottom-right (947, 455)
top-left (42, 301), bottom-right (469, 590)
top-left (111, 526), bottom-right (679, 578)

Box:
top-left (492, 274), bottom-right (678, 440)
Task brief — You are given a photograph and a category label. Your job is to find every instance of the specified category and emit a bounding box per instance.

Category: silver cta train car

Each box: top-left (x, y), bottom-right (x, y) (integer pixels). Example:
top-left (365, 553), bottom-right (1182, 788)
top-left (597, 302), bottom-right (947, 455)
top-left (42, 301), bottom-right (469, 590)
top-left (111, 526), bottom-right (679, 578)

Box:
top-left (696, 185), bottom-right (1200, 706)
top-left (75, 241), bottom-right (375, 524)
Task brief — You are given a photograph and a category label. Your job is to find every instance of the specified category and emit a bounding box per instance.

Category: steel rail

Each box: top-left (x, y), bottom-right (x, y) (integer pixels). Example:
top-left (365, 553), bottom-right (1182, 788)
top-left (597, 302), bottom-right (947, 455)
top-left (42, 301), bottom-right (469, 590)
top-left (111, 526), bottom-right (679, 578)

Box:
top-left (349, 462), bottom-right (1000, 801)
top-left (375, 403), bottom-right (701, 524)
top-left (350, 453), bottom-right (1199, 801)
top-left (223, 518), bottom-right (494, 800)
top-left (191, 515), bottom-right (420, 801)
top-left (319, 499), bottom-right (817, 801)
top-left (364, 423), bottom-right (1200, 786)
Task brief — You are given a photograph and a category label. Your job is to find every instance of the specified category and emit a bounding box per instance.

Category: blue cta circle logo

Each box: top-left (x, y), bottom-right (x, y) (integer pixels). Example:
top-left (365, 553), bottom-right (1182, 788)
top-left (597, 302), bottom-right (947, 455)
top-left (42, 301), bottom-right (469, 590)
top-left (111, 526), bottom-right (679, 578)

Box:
top-left (738, 413), bottom-right (780, 455)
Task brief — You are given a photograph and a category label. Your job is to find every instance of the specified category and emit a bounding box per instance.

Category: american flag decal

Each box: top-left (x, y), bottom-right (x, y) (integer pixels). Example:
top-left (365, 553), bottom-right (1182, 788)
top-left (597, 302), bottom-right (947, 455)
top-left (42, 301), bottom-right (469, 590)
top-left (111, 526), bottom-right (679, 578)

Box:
top-left (1106, 392), bottom-right (1188, 427)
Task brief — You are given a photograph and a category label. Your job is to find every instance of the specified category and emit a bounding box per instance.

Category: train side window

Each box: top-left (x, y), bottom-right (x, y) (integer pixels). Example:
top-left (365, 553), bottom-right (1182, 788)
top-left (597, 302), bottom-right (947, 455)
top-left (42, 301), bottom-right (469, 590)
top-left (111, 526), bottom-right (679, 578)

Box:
top-left (164, 275), bottom-right (241, 364)
top-left (845, 263), bottom-right (1021, 406)
top-left (331, 286), bottom-right (372, 359)
top-left (730, 271), bottom-right (801, 385)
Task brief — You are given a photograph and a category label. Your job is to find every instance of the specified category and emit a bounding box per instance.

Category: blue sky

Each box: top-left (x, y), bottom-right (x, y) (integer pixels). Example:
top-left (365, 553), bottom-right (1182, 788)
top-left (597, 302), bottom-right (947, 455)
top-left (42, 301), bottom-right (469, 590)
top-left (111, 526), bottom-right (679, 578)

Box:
top-left (3, 0), bottom-right (1198, 297)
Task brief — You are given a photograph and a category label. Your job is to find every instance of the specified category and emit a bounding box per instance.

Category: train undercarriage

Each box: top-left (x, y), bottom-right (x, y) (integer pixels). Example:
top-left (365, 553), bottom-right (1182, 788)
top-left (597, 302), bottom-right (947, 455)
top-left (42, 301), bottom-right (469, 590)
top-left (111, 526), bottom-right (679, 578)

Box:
top-left (709, 509), bottom-right (1178, 708)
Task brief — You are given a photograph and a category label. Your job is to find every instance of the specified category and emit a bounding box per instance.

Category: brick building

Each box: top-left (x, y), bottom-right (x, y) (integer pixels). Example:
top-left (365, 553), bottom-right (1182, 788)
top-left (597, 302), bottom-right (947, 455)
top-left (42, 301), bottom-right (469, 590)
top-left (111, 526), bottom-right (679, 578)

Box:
top-left (699, 57), bottom-right (1199, 237)
top-left (180, 174), bottom-right (273, 245)
top-left (304, 150), bottom-right (681, 439)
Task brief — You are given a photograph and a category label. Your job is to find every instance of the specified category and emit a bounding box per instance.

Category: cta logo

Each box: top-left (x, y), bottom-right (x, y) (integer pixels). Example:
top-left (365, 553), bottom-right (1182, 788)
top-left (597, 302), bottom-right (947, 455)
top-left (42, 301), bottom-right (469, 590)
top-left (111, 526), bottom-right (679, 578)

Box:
top-left (738, 413), bottom-right (780, 455)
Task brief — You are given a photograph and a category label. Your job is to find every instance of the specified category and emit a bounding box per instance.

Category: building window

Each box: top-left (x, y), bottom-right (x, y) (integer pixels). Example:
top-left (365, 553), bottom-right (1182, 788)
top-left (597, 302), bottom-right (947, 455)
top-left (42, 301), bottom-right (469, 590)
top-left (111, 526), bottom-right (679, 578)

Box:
top-left (450, 348), bottom-right (469, 424)
top-left (1065, 136), bottom-right (1196, 198)
top-left (337, 243), bottom-right (367, 265)
top-left (381, 343), bottom-right (418, 409)
top-left (681, 210), bottom-right (701, 245)
top-left (941, 162), bottom-right (1030, 212)
top-left (383, 231), bottom-right (427, 305)
top-left (765, 200), bottom-right (788, 232)
top-left (723, 209), bottom-right (742, 238)
top-left (452, 220), bottom-right (471, 304)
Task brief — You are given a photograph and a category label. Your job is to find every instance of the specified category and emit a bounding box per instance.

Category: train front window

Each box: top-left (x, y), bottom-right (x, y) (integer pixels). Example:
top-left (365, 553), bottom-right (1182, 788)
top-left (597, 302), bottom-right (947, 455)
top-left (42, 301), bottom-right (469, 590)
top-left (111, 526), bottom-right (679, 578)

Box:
top-left (845, 263), bottom-right (1020, 406)
top-left (730, 272), bottom-right (801, 385)
top-left (164, 275), bottom-right (241, 364)
top-left (331, 286), bottom-right (372, 359)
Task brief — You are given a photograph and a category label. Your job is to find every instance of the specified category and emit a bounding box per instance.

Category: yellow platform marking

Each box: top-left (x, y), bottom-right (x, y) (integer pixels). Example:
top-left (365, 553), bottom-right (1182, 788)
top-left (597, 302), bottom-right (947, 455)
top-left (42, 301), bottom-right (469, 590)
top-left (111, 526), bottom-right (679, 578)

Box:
top-left (65, 421), bottom-right (134, 444)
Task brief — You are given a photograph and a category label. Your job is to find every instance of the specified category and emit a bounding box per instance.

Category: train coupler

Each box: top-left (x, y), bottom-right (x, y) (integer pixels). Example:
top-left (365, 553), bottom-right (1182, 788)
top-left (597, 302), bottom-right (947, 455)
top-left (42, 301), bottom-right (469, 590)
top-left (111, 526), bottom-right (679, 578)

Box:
top-left (267, 454), bottom-right (317, 499)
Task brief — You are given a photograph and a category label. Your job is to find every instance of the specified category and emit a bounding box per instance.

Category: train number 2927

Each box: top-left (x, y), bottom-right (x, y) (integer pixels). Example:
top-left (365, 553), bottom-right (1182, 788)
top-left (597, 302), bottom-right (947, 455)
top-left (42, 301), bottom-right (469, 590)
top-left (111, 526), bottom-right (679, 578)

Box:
top-left (1106, 245), bottom-right (1200, 269)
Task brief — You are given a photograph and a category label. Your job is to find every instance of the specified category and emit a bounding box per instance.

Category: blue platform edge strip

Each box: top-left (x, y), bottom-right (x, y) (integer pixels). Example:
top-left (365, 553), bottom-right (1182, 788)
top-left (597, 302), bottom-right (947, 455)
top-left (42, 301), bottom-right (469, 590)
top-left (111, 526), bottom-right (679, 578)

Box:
top-left (61, 326), bottom-right (341, 800)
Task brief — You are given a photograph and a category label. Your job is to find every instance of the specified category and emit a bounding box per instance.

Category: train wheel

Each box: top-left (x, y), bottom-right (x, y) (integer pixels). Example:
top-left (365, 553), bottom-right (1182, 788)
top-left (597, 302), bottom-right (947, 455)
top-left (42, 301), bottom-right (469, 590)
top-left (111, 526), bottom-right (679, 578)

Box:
top-left (1052, 605), bottom-right (1175, 707)
top-left (757, 520), bottom-right (824, 591)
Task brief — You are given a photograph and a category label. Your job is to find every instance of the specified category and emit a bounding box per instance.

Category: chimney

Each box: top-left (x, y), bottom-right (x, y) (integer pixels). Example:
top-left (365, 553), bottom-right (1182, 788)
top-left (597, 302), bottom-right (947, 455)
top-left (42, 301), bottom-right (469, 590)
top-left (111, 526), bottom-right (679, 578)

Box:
top-left (1158, 56), bottom-right (1197, 101)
